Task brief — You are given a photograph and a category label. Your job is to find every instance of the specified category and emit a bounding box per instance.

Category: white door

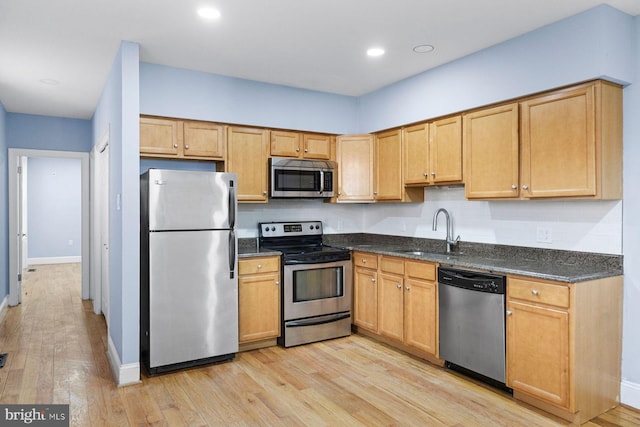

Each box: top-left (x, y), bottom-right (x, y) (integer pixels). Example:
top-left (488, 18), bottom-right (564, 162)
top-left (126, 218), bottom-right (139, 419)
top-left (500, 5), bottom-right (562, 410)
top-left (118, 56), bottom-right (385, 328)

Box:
top-left (20, 157), bottom-right (28, 271)
top-left (99, 143), bottom-right (110, 325)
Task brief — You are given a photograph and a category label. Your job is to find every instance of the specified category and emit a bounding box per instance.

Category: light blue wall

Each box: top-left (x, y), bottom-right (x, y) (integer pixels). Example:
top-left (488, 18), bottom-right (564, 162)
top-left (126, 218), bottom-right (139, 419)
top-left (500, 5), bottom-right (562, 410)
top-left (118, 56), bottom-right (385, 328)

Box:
top-left (0, 101), bottom-right (8, 298)
top-left (140, 63), bottom-right (359, 135)
top-left (621, 15), bottom-right (640, 392)
top-left (357, 5), bottom-right (634, 132)
top-left (27, 157), bottom-right (81, 259)
top-left (92, 41), bottom-right (140, 365)
top-left (6, 113), bottom-right (91, 152)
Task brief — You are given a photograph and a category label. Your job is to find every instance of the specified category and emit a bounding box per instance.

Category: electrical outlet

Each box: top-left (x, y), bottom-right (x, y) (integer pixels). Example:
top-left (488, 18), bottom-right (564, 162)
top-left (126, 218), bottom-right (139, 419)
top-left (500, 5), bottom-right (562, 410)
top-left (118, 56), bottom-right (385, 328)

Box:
top-left (536, 227), bottom-right (552, 243)
top-left (68, 239), bottom-right (73, 246)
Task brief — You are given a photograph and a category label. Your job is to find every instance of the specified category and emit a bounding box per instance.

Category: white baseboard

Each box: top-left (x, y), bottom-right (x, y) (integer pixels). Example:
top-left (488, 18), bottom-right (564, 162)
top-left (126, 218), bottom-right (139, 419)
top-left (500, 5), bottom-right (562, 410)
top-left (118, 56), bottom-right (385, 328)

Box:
top-left (621, 379), bottom-right (640, 410)
top-left (0, 295), bottom-right (8, 323)
top-left (107, 334), bottom-right (141, 387)
top-left (27, 256), bottom-right (82, 265)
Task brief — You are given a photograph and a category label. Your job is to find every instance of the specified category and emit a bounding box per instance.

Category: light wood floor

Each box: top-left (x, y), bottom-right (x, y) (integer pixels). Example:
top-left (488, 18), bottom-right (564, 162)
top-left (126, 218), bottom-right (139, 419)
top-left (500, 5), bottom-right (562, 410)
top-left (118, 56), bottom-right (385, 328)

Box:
top-left (0, 264), bottom-right (638, 426)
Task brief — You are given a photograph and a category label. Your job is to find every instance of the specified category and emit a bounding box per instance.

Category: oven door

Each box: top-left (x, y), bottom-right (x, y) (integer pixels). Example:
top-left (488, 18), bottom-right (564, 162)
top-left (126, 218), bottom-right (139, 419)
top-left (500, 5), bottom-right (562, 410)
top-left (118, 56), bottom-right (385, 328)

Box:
top-left (283, 260), bottom-right (352, 321)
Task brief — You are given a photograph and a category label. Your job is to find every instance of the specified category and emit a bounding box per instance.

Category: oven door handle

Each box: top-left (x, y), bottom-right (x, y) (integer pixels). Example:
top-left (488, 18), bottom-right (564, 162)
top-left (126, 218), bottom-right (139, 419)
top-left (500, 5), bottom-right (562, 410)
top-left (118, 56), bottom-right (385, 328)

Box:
top-left (286, 312), bottom-right (350, 328)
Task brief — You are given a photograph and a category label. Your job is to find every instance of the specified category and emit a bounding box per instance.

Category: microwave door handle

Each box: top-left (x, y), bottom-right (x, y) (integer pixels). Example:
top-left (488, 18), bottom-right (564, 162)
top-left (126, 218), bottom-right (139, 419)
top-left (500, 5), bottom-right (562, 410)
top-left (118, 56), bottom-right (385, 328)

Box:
top-left (319, 170), bottom-right (324, 194)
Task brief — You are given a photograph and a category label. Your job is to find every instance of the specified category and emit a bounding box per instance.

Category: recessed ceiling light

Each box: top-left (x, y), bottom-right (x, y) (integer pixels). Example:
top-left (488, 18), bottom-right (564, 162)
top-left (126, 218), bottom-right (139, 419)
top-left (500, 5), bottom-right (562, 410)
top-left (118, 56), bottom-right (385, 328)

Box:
top-left (197, 7), bottom-right (221, 19)
top-left (39, 78), bottom-right (60, 86)
top-left (413, 44), bottom-right (435, 53)
top-left (367, 47), bottom-right (385, 57)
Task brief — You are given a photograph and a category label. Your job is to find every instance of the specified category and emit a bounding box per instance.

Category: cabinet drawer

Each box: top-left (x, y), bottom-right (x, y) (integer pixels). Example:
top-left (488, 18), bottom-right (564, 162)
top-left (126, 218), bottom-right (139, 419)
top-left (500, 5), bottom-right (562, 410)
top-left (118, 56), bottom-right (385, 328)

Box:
top-left (239, 257), bottom-right (280, 275)
top-left (405, 261), bottom-right (436, 281)
top-left (508, 277), bottom-right (569, 308)
top-left (380, 256), bottom-right (404, 275)
top-left (353, 252), bottom-right (378, 269)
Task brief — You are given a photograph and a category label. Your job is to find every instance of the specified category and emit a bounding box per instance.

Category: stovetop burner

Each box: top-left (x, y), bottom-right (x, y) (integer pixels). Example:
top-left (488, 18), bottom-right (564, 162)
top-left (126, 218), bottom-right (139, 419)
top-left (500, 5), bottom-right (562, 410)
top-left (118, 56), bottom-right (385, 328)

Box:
top-left (258, 221), bottom-right (350, 264)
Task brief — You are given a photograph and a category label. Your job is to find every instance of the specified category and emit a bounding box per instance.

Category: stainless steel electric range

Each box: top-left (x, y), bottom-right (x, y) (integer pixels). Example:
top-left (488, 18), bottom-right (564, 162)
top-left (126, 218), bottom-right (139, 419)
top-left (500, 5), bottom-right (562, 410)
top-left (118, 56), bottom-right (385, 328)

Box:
top-left (258, 221), bottom-right (352, 347)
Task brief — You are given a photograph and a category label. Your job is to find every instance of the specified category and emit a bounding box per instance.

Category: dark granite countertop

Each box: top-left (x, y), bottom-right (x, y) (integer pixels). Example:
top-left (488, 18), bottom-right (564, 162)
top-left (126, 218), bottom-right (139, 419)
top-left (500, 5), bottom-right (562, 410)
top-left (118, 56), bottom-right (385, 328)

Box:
top-left (238, 234), bottom-right (622, 282)
top-left (326, 234), bottom-right (623, 283)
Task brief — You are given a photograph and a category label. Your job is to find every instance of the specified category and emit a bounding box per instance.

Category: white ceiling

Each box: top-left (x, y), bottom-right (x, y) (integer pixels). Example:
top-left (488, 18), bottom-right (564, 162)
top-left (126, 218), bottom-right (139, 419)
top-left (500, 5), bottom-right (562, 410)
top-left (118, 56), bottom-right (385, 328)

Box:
top-left (1, 1), bottom-right (639, 119)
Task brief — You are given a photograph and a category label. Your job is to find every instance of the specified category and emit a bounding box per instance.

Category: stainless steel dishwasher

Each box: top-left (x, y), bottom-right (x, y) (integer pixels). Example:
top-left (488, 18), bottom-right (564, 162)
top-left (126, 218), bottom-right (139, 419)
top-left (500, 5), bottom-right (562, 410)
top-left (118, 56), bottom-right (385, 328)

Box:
top-left (438, 267), bottom-right (508, 387)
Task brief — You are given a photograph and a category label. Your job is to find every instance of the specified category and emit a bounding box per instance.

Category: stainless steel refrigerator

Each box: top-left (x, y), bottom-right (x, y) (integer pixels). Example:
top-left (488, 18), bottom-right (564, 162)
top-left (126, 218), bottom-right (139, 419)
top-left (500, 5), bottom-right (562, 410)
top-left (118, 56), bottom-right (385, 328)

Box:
top-left (140, 169), bottom-right (238, 374)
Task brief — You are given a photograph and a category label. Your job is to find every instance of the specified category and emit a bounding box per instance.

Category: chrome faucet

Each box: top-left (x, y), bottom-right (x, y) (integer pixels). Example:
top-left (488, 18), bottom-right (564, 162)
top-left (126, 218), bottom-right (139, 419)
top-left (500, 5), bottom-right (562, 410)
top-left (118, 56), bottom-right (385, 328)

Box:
top-left (432, 208), bottom-right (460, 253)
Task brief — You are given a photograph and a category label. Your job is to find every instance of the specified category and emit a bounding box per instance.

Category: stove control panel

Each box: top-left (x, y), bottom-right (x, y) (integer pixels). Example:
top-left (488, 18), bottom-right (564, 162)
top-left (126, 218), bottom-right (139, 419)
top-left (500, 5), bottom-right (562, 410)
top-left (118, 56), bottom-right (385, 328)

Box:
top-left (259, 221), bottom-right (323, 237)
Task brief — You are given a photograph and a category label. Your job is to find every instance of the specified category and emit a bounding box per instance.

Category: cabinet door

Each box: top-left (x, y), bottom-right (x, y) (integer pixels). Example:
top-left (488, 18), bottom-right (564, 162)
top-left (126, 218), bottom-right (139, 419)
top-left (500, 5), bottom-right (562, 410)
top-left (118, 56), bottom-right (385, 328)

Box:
top-left (336, 135), bottom-right (375, 202)
top-left (302, 133), bottom-right (332, 160)
top-left (403, 123), bottom-right (430, 185)
top-left (238, 271), bottom-right (280, 343)
top-left (270, 130), bottom-right (301, 158)
top-left (354, 267), bottom-right (378, 332)
top-left (227, 126), bottom-right (269, 202)
top-left (506, 300), bottom-right (570, 409)
top-left (183, 121), bottom-right (225, 159)
top-left (140, 117), bottom-right (180, 157)
top-left (378, 272), bottom-right (404, 342)
top-left (521, 85), bottom-right (596, 198)
top-left (375, 129), bottom-right (403, 201)
top-left (464, 104), bottom-right (519, 199)
top-left (404, 277), bottom-right (438, 356)
top-left (430, 115), bottom-right (462, 184)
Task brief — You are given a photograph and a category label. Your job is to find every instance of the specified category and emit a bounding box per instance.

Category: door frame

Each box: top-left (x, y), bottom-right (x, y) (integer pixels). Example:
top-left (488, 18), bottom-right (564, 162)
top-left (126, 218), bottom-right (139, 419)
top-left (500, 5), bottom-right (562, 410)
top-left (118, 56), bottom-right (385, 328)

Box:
top-left (8, 148), bottom-right (90, 306)
top-left (90, 128), bottom-right (110, 319)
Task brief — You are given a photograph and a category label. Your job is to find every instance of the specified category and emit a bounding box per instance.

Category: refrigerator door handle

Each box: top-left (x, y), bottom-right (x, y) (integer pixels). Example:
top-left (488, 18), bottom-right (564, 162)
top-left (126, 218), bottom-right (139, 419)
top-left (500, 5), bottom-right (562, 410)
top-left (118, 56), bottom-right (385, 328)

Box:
top-left (228, 181), bottom-right (236, 229)
top-left (229, 230), bottom-right (236, 279)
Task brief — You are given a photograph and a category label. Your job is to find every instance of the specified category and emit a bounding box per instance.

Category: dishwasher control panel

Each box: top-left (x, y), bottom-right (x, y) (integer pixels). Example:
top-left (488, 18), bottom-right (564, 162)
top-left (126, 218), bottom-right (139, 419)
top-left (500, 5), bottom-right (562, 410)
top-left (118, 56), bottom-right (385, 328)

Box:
top-left (438, 267), bottom-right (506, 294)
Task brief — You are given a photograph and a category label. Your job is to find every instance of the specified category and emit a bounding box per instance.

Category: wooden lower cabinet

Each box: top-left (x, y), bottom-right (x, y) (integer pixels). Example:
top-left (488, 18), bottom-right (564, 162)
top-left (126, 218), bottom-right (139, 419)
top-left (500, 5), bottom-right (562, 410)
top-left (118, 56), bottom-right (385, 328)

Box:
top-left (353, 252), bottom-right (379, 332)
top-left (238, 257), bottom-right (280, 348)
top-left (353, 253), bottom-right (438, 359)
top-left (506, 275), bottom-right (623, 424)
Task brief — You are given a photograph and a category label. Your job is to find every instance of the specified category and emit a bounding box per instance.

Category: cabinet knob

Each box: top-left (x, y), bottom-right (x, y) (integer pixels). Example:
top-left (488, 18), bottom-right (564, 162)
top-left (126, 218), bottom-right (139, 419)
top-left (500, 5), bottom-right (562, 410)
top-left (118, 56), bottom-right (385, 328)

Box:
top-left (373, 192), bottom-right (378, 195)
top-left (511, 184), bottom-right (517, 190)
top-left (424, 172), bottom-right (428, 177)
top-left (362, 259), bottom-right (366, 263)
top-left (263, 191), bottom-right (267, 196)
top-left (506, 310), bottom-right (513, 316)
top-left (275, 280), bottom-right (280, 286)
top-left (531, 289), bottom-right (539, 296)
top-left (371, 278), bottom-right (376, 283)
top-left (257, 264), bottom-right (262, 269)
top-left (396, 284), bottom-right (402, 289)
top-left (173, 143), bottom-right (179, 148)
top-left (405, 286), bottom-right (410, 291)
top-left (185, 144), bottom-right (189, 149)
top-left (522, 185), bottom-right (529, 190)
top-left (296, 148), bottom-right (300, 152)
top-left (304, 148), bottom-right (308, 152)
top-left (431, 172), bottom-right (436, 177)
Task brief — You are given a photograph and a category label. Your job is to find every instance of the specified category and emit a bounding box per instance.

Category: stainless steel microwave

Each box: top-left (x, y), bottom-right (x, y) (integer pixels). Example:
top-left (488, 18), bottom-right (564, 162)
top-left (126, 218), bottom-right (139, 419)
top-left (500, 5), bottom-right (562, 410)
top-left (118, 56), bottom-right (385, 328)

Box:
top-left (269, 157), bottom-right (335, 198)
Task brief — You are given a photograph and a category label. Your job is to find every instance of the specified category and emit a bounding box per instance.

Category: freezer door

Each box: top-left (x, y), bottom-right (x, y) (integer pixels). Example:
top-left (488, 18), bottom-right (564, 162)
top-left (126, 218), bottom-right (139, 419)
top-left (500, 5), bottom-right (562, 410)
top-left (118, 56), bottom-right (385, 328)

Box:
top-left (148, 230), bottom-right (238, 368)
top-left (146, 169), bottom-right (237, 231)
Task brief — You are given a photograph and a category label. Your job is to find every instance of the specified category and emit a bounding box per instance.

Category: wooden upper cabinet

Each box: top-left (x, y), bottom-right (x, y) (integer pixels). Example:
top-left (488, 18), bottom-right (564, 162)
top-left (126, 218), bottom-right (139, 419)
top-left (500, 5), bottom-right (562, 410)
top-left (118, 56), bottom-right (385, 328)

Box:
top-left (336, 134), bottom-right (375, 202)
top-left (227, 126), bottom-right (269, 203)
top-left (140, 116), bottom-right (225, 161)
top-left (464, 103), bottom-right (520, 199)
top-left (270, 131), bottom-right (332, 160)
top-left (430, 115), bottom-right (462, 183)
top-left (375, 129), bottom-right (403, 201)
top-left (183, 121), bottom-right (225, 160)
top-left (521, 84), bottom-right (597, 198)
top-left (302, 133), bottom-right (332, 160)
top-left (140, 117), bottom-right (180, 157)
top-left (403, 123), bottom-right (430, 185)
top-left (465, 80), bottom-right (622, 200)
top-left (270, 130), bottom-right (301, 158)
top-left (402, 116), bottom-right (463, 187)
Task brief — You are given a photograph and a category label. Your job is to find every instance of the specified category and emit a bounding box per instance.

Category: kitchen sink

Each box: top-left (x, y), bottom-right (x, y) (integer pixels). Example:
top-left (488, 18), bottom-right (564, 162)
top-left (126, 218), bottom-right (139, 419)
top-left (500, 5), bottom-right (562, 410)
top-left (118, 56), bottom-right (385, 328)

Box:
top-left (397, 250), bottom-right (463, 257)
